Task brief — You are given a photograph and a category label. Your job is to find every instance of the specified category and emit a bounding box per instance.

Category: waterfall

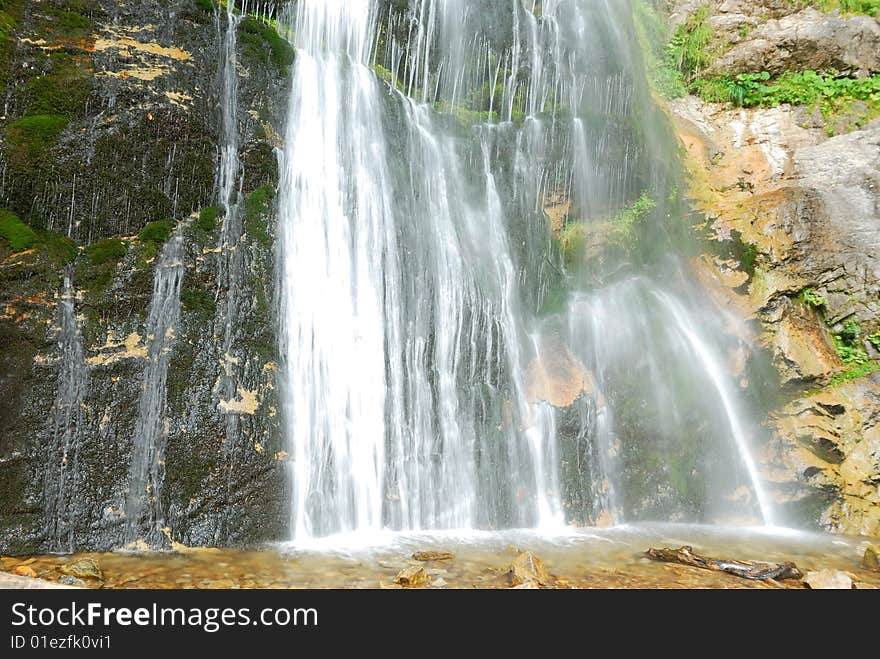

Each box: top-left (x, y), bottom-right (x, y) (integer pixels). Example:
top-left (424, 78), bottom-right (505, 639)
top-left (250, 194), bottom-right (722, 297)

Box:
top-left (44, 265), bottom-right (88, 552)
top-left (277, 0), bottom-right (774, 541)
top-left (124, 222), bottom-right (190, 544)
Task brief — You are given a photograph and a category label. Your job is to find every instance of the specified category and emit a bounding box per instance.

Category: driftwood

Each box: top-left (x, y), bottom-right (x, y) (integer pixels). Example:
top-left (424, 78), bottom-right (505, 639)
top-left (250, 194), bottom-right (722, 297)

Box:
top-left (645, 546), bottom-right (803, 581)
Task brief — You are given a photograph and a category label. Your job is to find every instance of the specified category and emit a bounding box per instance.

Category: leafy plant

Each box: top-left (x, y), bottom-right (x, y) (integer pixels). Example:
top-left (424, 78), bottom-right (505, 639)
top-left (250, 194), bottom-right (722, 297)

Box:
top-left (611, 192), bottom-right (658, 245)
top-left (799, 287), bottom-right (827, 310)
top-left (665, 5), bottom-right (715, 81)
top-left (832, 319), bottom-right (869, 365)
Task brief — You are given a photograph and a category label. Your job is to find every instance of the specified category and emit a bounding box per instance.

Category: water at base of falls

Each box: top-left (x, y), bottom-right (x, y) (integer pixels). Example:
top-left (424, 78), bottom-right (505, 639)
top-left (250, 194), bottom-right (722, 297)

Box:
top-left (276, 0), bottom-right (775, 543)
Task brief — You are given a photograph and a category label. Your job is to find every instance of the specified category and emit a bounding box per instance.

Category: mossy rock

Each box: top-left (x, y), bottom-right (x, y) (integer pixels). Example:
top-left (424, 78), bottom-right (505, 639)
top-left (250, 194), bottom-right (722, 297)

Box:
top-left (243, 185), bottom-right (275, 246)
top-left (26, 53), bottom-right (93, 119)
top-left (0, 209), bottom-right (37, 252)
top-left (239, 17), bottom-right (294, 73)
top-left (5, 114), bottom-right (69, 172)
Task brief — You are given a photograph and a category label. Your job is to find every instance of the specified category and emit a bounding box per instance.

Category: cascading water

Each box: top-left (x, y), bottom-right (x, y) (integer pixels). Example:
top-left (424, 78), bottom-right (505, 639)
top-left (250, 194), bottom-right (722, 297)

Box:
top-left (124, 221), bottom-right (190, 545)
top-left (277, 0), bottom-right (774, 542)
top-left (44, 265), bottom-right (88, 553)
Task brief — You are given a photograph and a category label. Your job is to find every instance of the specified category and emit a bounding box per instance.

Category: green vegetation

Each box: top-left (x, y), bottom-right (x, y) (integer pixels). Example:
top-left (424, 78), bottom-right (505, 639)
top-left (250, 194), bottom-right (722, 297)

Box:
top-left (558, 223), bottom-right (588, 270)
top-left (27, 53), bottom-right (93, 118)
top-left (665, 5), bottom-right (715, 82)
top-left (194, 0), bottom-right (215, 11)
top-left (6, 114), bottom-right (69, 170)
top-left (610, 192), bottom-right (658, 245)
top-left (828, 361), bottom-right (880, 386)
top-left (0, 209), bottom-right (37, 252)
top-left (793, 0), bottom-right (879, 16)
top-left (243, 186), bottom-right (274, 245)
top-left (692, 70), bottom-right (880, 133)
top-left (83, 238), bottom-right (127, 266)
top-left (832, 319), bottom-right (870, 365)
top-left (239, 17), bottom-right (294, 72)
top-left (195, 206), bottom-right (222, 234)
top-left (799, 287), bottom-right (828, 310)
top-left (869, 333), bottom-right (880, 350)
top-left (137, 220), bottom-right (174, 260)
top-left (181, 287), bottom-right (216, 316)
top-left (632, 0), bottom-right (687, 98)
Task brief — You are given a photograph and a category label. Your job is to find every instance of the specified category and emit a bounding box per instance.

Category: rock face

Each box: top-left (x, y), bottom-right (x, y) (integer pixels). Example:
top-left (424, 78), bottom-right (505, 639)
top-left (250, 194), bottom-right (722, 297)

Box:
top-left (666, 2), bottom-right (880, 536)
top-left (709, 9), bottom-right (880, 76)
top-left (0, 1), bottom-right (289, 554)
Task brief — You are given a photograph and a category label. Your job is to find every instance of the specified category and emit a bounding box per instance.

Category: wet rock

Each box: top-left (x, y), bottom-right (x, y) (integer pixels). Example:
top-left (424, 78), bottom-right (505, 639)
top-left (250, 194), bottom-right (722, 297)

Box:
top-left (429, 577), bottom-right (448, 588)
top-left (509, 552), bottom-right (549, 587)
top-left (394, 566), bottom-right (428, 587)
top-left (58, 575), bottom-right (87, 587)
top-left (61, 558), bottom-right (103, 581)
top-left (412, 551), bottom-right (455, 561)
top-left (803, 569), bottom-right (853, 590)
top-left (864, 545), bottom-right (880, 572)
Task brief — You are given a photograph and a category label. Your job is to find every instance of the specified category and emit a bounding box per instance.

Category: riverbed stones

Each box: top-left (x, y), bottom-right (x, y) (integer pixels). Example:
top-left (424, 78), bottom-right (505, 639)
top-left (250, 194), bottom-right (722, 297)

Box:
top-left (61, 558), bottom-right (103, 581)
top-left (803, 569), bottom-right (853, 589)
top-left (509, 552), bottom-right (549, 587)
top-left (394, 566), bottom-right (428, 587)
top-left (864, 545), bottom-right (880, 572)
top-left (412, 551), bottom-right (455, 561)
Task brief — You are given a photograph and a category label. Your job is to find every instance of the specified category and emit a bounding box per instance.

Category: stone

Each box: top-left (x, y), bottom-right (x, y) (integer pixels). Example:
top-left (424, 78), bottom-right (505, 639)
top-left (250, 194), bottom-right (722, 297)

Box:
top-left (803, 569), bottom-right (853, 590)
top-left (58, 575), bottom-right (87, 587)
top-left (61, 558), bottom-right (103, 580)
top-left (12, 565), bottom-right (38, 578)
top-left (394, 566), bottom-right (428, 587)
top-left (412, 551), bottom-right (455, 561)
top-left (708, 9), bottom-right (880, 77)
top-left (509, 552), bottom-right (549, 587)
top-left (864, 545), bottom-right (880, 572)
top-left (429, 578), bottom-right (448, 588)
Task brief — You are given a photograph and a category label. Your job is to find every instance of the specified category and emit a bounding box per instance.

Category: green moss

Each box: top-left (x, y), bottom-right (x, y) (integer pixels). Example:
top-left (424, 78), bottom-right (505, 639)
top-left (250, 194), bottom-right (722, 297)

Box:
top-left (180, 287), bottom-right (216, 317)
top-left (239, 17), bottom-right (294, 72)
top-left (0, 209), bottom-right (37, 252)
top-left (26, 53), bottom-right (93, 118)
top-left (83, 238), bottom-right (127, 266)
top-left (37, 229), bottom-right (77, 266)
top-left (243, 186), bottom-right (274, 245)
top-left (194, 0), bottom-right (216, 11)
top-left (558, 223), bottom-right (588, 271)
top-left (6, 114), bottom-right (69, 170)
top-left (137, 220), bottom-right (173, 245)
top-left (196, 206), bottom-right (221, 233)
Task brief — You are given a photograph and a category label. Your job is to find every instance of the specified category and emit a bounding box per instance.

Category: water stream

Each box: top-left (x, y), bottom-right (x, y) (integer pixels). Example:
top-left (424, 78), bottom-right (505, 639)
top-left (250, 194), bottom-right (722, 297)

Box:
top-left (124, 221), bottom-right (190, 545)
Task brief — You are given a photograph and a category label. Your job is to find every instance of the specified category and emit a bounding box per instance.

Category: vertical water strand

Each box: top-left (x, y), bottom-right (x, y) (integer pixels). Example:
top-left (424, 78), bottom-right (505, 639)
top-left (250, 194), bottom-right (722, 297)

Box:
top-left (214, 1), bottom-right (246, 542)
top-left (652, 289), bottom-right (773, 524)
top-left (125, 221), bottom-right (190, 545)
top-left (44, 265), bottom-right (88, 552)
top-left (278, 0), bottom-right (392, 540)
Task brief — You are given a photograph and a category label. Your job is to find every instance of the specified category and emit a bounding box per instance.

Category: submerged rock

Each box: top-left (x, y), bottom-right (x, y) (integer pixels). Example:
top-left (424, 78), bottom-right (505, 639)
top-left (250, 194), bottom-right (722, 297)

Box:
top-left (864, 545), bottom-right (880, 572)
top-left (61, 558), bottom-right (103, 581)
top-left (12, 565), bottom-right (38, 578)
top-left (412, 551), bottom-right (455, 561)
top-left (509, 552), bottom-right (549, 587)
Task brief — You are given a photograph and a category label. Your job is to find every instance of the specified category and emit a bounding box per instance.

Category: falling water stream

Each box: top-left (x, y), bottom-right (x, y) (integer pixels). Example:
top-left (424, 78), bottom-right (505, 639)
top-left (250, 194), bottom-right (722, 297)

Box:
top-left (124, 221), bottom-right (190, 545)
top-left (44, 266), bottom-right (89, 553)
top-left (276, 0), bottom-right (774, 543)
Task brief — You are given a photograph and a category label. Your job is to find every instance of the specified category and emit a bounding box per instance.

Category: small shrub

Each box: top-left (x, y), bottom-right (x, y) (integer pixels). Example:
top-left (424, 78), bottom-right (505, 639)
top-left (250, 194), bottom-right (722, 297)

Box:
top-left (799, 287), bottom-right (827, 310)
